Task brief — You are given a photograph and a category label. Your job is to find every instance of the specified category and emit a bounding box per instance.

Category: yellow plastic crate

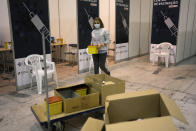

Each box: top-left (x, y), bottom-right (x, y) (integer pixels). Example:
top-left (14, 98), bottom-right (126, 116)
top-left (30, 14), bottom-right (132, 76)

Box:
top-left (56, 38), bottom-right (63, 44)
top-left (44, 96), bottom-right (63, 116)
top-left (88, 46), bottom-right (98, 54)
top-left (4, 42), bottom-right (8, 49)
top-left (75, 88), bottom-right (87, 96)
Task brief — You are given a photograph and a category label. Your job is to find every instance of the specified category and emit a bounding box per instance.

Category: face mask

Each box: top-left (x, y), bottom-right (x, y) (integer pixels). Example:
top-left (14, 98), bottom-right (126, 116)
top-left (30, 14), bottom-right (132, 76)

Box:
top-left (94, 24), bottom-right (100, 29)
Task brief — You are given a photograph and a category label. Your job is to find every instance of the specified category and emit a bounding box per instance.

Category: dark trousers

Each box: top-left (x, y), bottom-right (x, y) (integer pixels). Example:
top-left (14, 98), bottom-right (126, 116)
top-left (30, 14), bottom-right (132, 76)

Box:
top-left (92, 53), bottom-right (110, 75)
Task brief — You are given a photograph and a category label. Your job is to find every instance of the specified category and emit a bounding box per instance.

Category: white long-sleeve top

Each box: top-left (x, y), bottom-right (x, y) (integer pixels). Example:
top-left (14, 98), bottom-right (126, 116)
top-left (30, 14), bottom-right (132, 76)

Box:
top-left (91, 28), bottom-right (110, 53)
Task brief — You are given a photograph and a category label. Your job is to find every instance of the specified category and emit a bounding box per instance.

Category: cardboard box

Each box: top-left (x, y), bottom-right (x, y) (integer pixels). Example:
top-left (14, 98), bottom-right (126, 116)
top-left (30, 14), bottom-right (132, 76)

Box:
top-left (54, 83), bottom-right (99, 113)
top-left (82, 116), bottom-right (178, 131)
top-left (82, 90), bottom-right (188, 131)
top-left (85, 74), bottom-right (125, 105)
top-left (81, 117), bottom-right (105, 131)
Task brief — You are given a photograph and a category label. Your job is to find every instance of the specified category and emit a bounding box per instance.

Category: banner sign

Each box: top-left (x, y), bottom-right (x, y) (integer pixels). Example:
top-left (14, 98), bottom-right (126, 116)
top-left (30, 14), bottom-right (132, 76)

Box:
top-left (8, 0), bottom-right (51, 89)
top-left (77, 0), bottom-right (99, 73)
top-left (115, 0), bottom-right (129, 61)
top-left (150, 0), bottom-right (181, 63)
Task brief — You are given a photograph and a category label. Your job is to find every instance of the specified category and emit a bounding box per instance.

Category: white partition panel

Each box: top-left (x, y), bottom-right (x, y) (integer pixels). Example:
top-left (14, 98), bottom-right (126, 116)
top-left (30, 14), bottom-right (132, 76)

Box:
top-left (100, 0), bottom-right (116, 57)
top-left (148, 0), bottom-right (153, 54)
top-left (0, 0), bottom-right (11, 45)
top-left (109, 0), bottom-right (116, 44)
top-left (140, 0), bottom-right (152, 55)
top-left (190, 2), bottom-right (196, 56)
top-left (49, 0), bottom-right (60, 38)
top-left (183, 0), bottom-right (196, 59)
top-left (129, 0), bottom-right (141, 58)
top-left (59, 0), bottom-right (77, 44)
top-left (128, 0), bottom-right (153, 58)
top-left (176, 0), bottom-right (190, 63)
top-left (100, 0), bottom-right (109, 31)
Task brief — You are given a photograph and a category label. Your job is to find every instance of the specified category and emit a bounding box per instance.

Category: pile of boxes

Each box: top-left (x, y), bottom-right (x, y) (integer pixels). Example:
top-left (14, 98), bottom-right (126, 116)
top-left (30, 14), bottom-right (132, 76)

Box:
top-left (85, 74), bottom-right (125, 105)
top-left (54, 83), bottom-right (99, 113)
top-left (45, 74), bottom-right (188, 130)
top-left (46, 74), bottom-right (125, 114)
top-left (81, 90), bottom-right (188, 131)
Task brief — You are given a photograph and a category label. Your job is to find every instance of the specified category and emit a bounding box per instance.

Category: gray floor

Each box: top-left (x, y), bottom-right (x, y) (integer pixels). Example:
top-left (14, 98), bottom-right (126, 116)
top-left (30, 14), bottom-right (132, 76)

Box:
top-left (0, 55), bottom-right (196, 131)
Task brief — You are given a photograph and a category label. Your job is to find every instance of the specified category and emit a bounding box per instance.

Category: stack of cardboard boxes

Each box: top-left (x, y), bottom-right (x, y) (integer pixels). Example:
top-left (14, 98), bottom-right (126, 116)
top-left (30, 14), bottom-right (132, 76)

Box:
top-left (54, 74), bottom-right (187, 130)
top-left (54, 83), bottom-right (99, 113)
top-left (85, 74), bottom-right (125, 105)
top-left (81, 90), bottom-right (188, 131)
top-left (54, 74), bottom-right (125, 113)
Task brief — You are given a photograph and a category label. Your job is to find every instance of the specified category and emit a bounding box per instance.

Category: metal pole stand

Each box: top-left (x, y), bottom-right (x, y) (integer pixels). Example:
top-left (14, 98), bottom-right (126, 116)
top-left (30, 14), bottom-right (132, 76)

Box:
top-left (42, 33), bottom-right (51, 131)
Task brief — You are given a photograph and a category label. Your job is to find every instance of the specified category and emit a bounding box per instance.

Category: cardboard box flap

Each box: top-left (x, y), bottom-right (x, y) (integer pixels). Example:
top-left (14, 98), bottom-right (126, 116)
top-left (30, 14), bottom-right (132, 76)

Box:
top-left (105, 101), bottom-right (110, 124)
top-left (105, 90), bottom-right (159, 120)
top-left (105, 90), bottom-right (160, 124)
top-left (81, 117), bottom-right (104, 131)
top-left (161, 94), bottom-right (188, 124)
top-left (106, 116), bottom-right (177, 131)
top-left (106, 90), bottom-right (159, 102)
top-left (56, 83), bottom-right (85, 90)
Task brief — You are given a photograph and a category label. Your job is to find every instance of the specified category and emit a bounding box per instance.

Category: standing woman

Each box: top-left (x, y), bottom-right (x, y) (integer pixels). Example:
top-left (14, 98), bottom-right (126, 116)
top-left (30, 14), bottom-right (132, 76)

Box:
top-left (90, 17), bottom-right (110, 75)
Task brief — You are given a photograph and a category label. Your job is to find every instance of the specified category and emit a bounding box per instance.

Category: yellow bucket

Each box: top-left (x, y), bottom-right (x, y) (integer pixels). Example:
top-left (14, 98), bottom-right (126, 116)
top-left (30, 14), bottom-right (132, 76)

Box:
top-left (44, 96), bottom-right (63, 116)
top-left (88, 46), bottom-right (98, 54)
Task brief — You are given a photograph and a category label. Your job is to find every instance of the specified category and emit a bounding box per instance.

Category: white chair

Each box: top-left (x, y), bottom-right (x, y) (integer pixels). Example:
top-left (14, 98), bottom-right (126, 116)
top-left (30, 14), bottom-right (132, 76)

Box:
top-left (25, 54), bottom-right (58, 94)
top-left (152, 42), bottom-right (173, 68)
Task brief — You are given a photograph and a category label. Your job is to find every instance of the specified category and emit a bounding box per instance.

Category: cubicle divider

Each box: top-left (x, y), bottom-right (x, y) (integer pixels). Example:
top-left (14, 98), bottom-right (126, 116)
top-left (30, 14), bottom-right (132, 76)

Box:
top-left (176, 0), bottom-right (196, 63)
top-left (150, 0), bottom-right (181, 64)
top-left (128, 0), bottom-right (153, 59)
top-left (149, 0), bottom-right (196, 64)
top-left (8, 0), bottom-right (51, 90)
top-left (77, 0), bottom-right (99, 73)
top-left (115, 0), bottom-right (130, 62)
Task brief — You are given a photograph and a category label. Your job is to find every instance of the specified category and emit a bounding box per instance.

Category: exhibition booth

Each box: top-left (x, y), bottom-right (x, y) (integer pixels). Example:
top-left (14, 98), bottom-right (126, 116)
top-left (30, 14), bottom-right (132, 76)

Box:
top-left (0, 0), bottom-right (196, 91)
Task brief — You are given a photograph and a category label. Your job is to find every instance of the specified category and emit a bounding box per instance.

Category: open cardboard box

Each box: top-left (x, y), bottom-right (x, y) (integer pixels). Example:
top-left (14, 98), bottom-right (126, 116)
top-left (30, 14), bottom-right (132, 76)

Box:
top-left (85, 74), bottom-right (125, 105)
top-left (54, 83), bottom-right (99, 113)
top-left (81, 90), bottom-right (188, 131)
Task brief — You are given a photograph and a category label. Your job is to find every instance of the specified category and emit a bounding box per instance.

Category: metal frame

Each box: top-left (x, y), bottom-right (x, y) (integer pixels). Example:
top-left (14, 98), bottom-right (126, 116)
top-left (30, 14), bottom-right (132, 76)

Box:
top-left (58, 0), bottom-right (61, 38)
top-left (148, 0), bottom-right (153, 55)
top-left (138, 0), bottom-right (142, 55)
top-left (7, 0), bottom-right (18, 90)
top-left (31, 106), bottom-right (104, 129)
top-left (77, 0), bottom-right (79, 75)
top-left (114, 0), bottom-right (117, 62)
top-left (128, 0), bottom-right (131, 58)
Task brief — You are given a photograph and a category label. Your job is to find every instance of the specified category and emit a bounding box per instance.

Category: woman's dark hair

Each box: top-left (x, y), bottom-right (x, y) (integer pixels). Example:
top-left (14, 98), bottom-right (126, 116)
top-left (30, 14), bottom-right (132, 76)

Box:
top-left (93, 17), bottom-right (104, 28)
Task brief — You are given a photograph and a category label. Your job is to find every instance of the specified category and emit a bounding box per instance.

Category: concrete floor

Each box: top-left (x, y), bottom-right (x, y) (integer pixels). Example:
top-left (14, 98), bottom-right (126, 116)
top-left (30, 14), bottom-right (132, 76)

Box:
top-left (0, 55), bottom-right (196, 131)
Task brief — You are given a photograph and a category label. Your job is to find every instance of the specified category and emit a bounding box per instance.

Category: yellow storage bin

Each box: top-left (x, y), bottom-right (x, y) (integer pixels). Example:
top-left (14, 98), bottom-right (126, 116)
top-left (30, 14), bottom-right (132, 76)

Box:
top-left (56, 38), bottom-right (63, 44)
top-left (75, 88), bottom-right (87, 96)
top-left (44, 96), bottom-right (63, 116)
top-left (88, 46), bottom-right (98, 54)
top-left (4, 42), bottom-right (8, 49)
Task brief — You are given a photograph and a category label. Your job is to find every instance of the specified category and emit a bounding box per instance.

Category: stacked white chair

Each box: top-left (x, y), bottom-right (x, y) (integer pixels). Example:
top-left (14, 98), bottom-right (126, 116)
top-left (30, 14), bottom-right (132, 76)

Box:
top-left (152, 42), bottom-right (173, 68)
top-left (25, 54), bottom-right (58, 94)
